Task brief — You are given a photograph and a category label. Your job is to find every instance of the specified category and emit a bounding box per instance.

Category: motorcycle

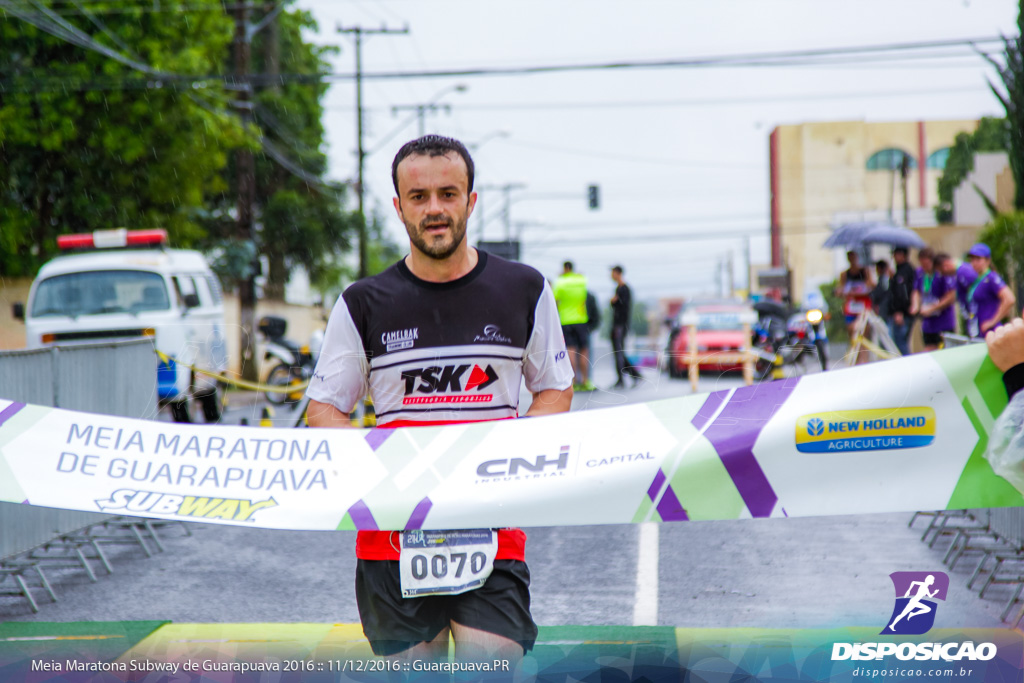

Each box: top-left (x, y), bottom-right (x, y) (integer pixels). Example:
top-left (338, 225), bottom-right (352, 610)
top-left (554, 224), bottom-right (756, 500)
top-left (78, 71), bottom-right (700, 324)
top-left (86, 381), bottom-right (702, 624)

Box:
top-left (259, 315), bottom-right (323, 405)
top-left (752, 300), bottom-right (791, 379)
top-left (785, 306), bottom-right (829, 372)
top-left (752, 298), bottom-right (829, 377)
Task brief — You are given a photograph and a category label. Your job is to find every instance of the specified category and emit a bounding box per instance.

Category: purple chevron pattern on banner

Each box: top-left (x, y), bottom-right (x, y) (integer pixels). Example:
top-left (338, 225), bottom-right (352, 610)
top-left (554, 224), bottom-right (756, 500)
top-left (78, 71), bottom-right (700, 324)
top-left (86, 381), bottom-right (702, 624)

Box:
top-left (700, 380), bottom-right (799, 517)
top-left (646, 469), bottom-right (689, 521)
top-left (347, 500), bottom-right (378, 530)
top-left (691, 390), bottom-right (729, 431)
top-left (406, 497), bottom-right (433, 529)
top-left (0, 402), bottom-right (25, 428)
top-left (365, 428), bottom-right (393, 452)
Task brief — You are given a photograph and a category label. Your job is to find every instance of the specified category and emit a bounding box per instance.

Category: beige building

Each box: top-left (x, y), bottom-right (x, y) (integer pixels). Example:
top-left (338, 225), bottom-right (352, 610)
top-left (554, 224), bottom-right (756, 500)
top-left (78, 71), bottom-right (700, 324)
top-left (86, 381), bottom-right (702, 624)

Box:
top-left (769, 119), bottom-right (978, 301)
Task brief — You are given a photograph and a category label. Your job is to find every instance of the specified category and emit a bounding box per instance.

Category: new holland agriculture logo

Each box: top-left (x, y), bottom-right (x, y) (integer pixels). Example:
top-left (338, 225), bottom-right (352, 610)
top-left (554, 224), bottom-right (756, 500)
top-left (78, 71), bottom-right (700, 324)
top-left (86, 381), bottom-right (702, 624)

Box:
top-left (831, 572), bottom-right (997, 663)
top-left (795, 407), bottom-right (935, 453)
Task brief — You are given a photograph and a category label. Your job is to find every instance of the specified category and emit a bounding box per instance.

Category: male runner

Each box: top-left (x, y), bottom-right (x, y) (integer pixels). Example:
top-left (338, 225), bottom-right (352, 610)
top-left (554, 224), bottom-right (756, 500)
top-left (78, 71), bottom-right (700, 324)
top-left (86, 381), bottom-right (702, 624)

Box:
top-left (306, 135), bottom-right (574, 667)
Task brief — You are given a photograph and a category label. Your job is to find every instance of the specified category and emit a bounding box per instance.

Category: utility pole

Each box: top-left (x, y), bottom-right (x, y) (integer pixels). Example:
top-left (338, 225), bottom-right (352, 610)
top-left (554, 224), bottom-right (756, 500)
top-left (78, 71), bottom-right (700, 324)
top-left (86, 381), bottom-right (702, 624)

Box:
top-left (476, 183), bottom-right (526, 242)
top-left (743, 236), bottom-right (752, 294)
top-left (900, 153), bottom-right (910, 226)
top-left (501, 183), bottom-right (526, 241)
top-left (234, 0), bottom-right (258, 382)
top-left (337, 24), bottom-right (408, 280)
top-left (727, 250), bottom-right (735, 298)
top-left (391, 102), bottom-right (451, 137)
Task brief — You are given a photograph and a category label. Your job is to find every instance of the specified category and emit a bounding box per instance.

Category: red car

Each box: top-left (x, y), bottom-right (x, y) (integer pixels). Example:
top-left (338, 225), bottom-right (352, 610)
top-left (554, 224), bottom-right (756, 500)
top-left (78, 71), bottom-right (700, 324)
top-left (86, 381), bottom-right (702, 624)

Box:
top-left (666, 300), bottom-right (754, 378)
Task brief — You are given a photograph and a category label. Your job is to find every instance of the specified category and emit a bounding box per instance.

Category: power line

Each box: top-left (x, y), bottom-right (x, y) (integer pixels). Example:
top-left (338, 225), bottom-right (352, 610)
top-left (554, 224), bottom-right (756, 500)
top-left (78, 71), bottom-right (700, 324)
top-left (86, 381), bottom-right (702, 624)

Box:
top-left (530, 228), bottom-right (766, 248)
top-left (347, 85), bottom-right (987, 113)
top-left (0, 35), bottom-right (1013, 93)
top-left (0, 0), bottom-right (168, 76)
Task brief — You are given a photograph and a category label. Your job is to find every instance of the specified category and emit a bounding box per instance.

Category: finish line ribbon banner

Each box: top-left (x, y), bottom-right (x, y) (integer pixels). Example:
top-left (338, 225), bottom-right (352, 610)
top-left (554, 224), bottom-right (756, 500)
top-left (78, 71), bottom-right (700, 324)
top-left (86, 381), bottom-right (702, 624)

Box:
top-left (0, 343), bottom-right (1021, 530)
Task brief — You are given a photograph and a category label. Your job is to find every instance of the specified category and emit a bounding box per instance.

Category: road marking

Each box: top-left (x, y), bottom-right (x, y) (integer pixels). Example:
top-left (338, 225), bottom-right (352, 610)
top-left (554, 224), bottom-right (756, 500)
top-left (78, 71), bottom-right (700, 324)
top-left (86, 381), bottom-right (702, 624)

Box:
top-left (633, 521), bottom-right (659, 626)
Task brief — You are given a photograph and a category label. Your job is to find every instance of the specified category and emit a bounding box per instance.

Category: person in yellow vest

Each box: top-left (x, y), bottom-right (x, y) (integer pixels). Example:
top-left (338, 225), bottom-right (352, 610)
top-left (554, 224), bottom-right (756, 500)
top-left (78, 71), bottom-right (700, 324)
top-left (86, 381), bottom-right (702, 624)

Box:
top-left (552, 261), bottom-right (594, 391)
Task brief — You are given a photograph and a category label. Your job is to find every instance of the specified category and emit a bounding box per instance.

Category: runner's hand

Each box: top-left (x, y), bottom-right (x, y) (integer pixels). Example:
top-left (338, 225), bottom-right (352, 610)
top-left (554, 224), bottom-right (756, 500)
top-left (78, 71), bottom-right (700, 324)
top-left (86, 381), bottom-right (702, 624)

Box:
top-left (986, 318), bottom-right (1024, 372)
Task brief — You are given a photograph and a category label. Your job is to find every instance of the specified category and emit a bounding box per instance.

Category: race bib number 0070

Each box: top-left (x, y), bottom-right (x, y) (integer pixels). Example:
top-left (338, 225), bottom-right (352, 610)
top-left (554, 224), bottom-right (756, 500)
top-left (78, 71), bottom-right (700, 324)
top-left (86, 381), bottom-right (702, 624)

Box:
top-left (399, 529), bottom-right (497, 598)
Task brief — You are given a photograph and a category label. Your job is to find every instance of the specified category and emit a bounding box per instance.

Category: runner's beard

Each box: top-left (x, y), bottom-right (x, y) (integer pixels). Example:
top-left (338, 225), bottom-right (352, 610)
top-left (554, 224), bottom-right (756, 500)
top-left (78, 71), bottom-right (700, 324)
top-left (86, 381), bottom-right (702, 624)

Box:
top-left (405, 213), bottom-right (468, 260)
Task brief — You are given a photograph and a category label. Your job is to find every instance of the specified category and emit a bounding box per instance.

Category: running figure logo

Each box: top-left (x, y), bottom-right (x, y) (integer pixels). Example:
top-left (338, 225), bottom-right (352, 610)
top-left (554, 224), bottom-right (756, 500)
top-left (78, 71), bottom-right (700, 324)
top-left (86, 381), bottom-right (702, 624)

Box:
top-left (881, 571), bottom-right (949, 635)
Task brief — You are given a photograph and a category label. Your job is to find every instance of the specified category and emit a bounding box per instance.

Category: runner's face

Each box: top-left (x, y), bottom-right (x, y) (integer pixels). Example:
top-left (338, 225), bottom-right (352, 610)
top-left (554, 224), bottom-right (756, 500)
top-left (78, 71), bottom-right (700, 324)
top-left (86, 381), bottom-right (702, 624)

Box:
top-left (969, 255), bottom-right (990, 275)
top-left (393, 152), bottom-right (476, 261)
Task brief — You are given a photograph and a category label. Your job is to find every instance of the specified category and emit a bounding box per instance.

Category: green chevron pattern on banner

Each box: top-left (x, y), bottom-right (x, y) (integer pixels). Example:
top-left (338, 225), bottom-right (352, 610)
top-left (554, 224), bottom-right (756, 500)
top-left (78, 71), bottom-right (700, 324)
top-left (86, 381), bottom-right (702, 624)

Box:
top-left (932, 345), bottom-right (1024, 509)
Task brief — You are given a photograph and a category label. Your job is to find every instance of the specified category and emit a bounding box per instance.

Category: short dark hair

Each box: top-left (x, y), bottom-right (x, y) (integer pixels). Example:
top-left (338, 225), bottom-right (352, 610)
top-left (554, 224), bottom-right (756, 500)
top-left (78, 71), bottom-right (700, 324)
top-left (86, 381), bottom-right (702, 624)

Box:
top-left (391, 135), bottom-right (475, 195)
top-left (935, 252), bottom-right (951, 266)
top-left (918, 247), bottom-right (935, 261)
top-left (563, 261), bottom-right (574, 271)
top-left (875, 259), bottom-right (889, 270)
top-left (611, 265), bottom-right (623, 275)
top-left (893, 247), bottom-right (908, 257)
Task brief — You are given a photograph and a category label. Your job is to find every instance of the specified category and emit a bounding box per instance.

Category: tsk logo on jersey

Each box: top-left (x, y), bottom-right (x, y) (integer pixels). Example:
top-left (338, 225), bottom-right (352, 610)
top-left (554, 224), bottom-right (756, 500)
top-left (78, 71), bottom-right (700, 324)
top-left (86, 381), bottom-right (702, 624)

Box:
top-left (474, 324), bottom-right (512, 344)
top-left (881, 571), bottom-right (948, 635)
top-left (795, 407), bottom-right (935, 453)
top-left (401, 364), bottom-right (499, 404)
top-left (382, 327), bottom-right (419, 352)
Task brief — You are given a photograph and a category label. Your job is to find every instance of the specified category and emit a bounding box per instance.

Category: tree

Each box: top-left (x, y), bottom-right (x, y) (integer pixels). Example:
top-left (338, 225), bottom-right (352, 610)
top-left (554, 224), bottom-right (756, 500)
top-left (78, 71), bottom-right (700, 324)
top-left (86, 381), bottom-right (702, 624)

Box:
top-left (979, 211), bottom-right (1024, 306)
top-left (198, 6), bottom-right (358, 302)
top-left (0, 0), bottom-right (244, 276)
top-left (981, 2), bottom-right (1024, 211)
top-left (933, 117), bottom-right (1008, 224)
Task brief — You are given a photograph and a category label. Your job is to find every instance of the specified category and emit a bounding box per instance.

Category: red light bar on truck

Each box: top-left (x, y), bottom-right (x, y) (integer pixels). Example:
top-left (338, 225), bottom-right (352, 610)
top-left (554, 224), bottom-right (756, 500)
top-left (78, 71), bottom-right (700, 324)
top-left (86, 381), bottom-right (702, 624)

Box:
top-left (57, 228), bottom-right (168, 251)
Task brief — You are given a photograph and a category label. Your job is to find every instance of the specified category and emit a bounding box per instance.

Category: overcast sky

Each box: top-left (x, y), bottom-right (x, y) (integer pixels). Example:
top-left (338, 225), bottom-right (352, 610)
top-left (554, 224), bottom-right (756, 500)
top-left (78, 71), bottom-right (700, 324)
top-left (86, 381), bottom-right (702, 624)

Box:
top-left (293, 0), bottom-right (1019, 305)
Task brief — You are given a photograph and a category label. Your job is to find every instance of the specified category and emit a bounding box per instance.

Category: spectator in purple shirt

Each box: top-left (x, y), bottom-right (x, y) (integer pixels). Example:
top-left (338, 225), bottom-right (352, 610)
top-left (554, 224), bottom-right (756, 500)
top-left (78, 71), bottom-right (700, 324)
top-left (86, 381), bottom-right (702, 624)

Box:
top-left (960, 243), bottom-right (1016, 339)
top-left (911, 249), bottom-right (956, 351)
top-left (941, 258), bottom-right (976, 335)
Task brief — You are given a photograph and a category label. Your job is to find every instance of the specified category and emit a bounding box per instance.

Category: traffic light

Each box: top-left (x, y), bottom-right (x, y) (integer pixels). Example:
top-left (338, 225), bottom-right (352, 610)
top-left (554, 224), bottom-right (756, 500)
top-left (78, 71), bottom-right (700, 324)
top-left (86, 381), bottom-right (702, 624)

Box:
top-left (587, 184), bottom-right (600, 210)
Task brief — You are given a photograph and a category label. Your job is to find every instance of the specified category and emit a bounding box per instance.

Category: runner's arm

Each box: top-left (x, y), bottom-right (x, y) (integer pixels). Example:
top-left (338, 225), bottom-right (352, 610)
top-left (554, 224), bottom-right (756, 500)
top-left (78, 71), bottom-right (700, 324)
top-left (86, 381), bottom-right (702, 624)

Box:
top-left (524, 387), bottom-right (573, 417)
top-left (984, 286), bottom-right (1017, 333)
top-left (935, 288), bottom-right (956, 312)
top-left (307, 399), bottom-right (355, 428)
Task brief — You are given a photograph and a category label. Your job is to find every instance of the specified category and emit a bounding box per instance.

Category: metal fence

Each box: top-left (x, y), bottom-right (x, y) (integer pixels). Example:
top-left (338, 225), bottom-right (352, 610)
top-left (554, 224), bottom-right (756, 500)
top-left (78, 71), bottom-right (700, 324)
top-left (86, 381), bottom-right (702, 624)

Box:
top-left (0, 339), bottom-right (158, 560)
top-left (977, 508), bottom-right (1024, 549)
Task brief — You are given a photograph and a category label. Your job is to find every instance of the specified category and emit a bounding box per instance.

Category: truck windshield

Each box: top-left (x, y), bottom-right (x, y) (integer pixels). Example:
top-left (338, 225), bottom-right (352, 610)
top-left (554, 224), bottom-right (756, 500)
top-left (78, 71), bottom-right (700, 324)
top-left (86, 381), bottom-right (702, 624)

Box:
top-left (31, 270), bottom-right (170, 317)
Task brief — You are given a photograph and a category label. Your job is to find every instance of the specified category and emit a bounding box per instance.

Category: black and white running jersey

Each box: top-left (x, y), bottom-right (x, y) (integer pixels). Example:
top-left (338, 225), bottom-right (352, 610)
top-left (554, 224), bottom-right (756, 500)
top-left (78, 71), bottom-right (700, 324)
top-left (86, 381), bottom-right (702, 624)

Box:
top-left (307, 251), bottom-right (573, 425)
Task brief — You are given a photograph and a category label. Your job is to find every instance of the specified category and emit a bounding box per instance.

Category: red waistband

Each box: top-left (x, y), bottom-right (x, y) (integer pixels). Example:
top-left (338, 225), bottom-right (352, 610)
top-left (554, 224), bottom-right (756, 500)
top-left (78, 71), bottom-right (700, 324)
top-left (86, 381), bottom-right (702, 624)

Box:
top-left (355, 529), bottom-right (526, 561)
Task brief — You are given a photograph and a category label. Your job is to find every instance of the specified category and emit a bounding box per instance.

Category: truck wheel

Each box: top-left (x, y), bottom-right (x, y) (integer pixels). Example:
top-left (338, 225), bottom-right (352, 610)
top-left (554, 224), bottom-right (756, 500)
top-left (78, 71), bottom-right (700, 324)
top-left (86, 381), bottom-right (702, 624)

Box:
top-left (170, 398), bottom-right (193, 423)
top-left (199, 382), bottom-right (225, 423)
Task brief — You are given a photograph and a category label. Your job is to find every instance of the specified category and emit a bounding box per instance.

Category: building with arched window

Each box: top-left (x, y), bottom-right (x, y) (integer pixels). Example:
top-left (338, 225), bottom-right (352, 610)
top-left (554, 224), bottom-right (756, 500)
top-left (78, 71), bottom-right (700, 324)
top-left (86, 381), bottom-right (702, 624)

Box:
top-left (768, 119), bottom-right (977, 301)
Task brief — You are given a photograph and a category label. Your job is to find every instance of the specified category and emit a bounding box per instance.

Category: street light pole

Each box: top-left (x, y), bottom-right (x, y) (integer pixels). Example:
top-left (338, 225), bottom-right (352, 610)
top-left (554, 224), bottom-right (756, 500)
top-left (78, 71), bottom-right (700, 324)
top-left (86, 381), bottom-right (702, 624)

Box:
top-left (337, 23), bottom-right (409, 280)
top-left (390, 84), bottom-right (467, 138)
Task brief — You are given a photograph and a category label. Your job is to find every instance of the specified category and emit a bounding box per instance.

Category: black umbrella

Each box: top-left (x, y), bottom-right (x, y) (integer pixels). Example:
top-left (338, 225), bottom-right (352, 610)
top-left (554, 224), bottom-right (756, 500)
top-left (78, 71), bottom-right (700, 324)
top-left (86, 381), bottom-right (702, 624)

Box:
top-left (822, 221), bottom-right (926, 249)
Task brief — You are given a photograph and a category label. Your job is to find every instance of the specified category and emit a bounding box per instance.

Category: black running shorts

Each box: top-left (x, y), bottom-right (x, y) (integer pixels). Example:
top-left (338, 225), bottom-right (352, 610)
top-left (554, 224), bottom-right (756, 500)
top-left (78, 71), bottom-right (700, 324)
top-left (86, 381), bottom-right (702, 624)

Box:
top-left (561, 323), bottom-right (591, 351)
top-left (922, 332), bottom-right (945, 347)
top-left (355, 559), bottom-right (538, 657)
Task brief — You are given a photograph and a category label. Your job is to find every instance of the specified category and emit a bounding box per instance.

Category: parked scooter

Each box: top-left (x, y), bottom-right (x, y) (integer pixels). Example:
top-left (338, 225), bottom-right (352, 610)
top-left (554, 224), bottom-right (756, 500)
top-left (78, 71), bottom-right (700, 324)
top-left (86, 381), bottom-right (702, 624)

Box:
top-left (752, 294), bottom-right (829, 376)
top-left (259, 316), bottom-right (323, 405)
top-left (785, 305), bottom-right (829, 372)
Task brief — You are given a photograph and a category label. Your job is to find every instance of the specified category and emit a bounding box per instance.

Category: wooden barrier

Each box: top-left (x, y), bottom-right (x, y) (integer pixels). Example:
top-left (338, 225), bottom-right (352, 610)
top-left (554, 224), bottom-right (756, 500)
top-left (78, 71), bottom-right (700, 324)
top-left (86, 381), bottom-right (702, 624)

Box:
top-left (678, 308), bottom-right (758, 392)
